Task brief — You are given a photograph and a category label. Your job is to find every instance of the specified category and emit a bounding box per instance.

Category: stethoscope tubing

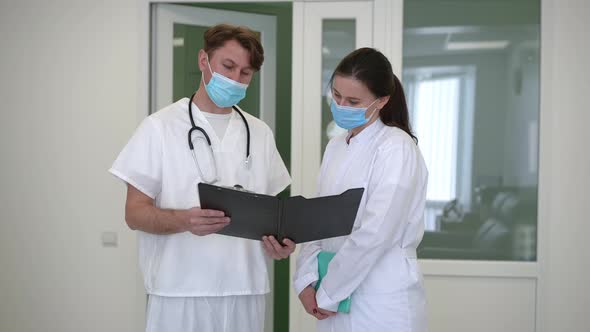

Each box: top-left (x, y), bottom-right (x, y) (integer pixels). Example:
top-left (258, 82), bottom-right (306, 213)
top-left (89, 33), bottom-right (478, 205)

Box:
top-left (187, 93), bottom-right (251, 173)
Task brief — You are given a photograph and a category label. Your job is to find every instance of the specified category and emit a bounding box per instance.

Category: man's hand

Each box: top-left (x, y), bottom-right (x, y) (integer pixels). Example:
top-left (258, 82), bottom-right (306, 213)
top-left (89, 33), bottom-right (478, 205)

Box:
top-left (262, 236), bottom-right (295, 260)
top-left (125, 184), bottom-right (229, 235)
top-left (298, 286), bottom-right (332, 320)
top-left (185, 207), bottom-right (230, 236)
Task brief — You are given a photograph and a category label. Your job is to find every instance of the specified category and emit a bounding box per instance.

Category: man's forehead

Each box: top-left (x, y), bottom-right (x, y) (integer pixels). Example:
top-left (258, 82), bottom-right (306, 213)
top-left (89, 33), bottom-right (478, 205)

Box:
top-left (209, 41), bottom-right (252, 68)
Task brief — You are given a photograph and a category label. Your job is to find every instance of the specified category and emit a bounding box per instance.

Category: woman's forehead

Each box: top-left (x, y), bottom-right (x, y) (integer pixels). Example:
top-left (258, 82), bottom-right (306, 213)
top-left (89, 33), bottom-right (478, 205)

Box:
top-left (333, 75), bottom-right (372, 98)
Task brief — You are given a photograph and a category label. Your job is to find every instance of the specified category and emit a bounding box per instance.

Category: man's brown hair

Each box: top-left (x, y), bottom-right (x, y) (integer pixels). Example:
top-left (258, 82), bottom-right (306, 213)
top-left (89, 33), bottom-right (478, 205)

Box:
top-left (204, 24), bottom-right (264, 71)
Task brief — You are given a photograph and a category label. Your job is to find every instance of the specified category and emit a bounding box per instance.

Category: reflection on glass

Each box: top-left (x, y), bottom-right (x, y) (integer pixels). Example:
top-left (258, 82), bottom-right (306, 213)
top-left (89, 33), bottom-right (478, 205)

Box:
top-left (403, 0), bottom-right (540, 261)
top-left (321, 20), bottom-right (356, 155)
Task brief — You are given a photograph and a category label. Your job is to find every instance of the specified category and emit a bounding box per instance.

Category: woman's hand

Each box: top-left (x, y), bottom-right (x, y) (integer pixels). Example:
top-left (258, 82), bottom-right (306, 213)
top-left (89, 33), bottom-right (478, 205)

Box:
top-left (317, 308), bottom-right (337, 318)
top-left (298, 286), bottom-right (334, 320)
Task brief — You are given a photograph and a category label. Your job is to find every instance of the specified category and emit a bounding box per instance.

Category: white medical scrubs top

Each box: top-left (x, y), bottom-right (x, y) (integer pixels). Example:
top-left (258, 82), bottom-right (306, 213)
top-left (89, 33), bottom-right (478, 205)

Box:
top-left (293, 119), bottom-right (428, 312)
top-left (110, 98), bottom-right (291, 297)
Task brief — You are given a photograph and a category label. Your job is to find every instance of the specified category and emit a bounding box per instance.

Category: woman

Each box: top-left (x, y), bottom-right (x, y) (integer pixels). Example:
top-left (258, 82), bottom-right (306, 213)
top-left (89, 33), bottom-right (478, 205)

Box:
top-left (293, 48), bottom-right (428, 332)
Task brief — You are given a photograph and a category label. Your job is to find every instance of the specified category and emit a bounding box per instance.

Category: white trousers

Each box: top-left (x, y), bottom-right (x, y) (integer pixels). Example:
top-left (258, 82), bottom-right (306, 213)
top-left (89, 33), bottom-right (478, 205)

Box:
top-left (317, 283), bottom-right (427, 332)
top-left (146, 294), bottom-right (265, 332)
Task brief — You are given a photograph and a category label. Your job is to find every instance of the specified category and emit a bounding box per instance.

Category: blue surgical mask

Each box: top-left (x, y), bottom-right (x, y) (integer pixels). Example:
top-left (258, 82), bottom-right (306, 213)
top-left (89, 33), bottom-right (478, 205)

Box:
top-left (330, 99), bottom-right (379, 130)
top-left (204, 55), bottom-right (248, 108)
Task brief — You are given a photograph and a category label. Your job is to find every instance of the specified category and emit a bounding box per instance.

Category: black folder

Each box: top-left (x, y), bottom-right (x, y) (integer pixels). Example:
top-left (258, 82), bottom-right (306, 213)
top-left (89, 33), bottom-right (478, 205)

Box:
top-left (198, 183), bottom-right (364, 244)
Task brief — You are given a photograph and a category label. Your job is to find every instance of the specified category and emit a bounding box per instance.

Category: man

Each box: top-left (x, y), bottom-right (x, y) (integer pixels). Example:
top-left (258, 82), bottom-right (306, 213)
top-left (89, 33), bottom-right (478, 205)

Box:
top-left (110, 24), bottom-right (295, 332)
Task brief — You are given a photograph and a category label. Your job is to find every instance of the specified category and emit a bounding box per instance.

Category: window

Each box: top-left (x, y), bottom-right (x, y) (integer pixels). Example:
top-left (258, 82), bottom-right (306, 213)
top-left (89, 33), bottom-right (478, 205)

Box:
top-left (403, 0), bottom-right (540, 261)
top-left (405, 67), bottom-right (475, 231)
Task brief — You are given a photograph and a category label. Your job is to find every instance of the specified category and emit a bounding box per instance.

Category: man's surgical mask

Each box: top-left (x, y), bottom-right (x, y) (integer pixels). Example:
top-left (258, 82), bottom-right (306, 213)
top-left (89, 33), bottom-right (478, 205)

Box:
top-left (204, 55), bottom-right (248, 108)
top-left (330, 99), bottom-right (379, 130)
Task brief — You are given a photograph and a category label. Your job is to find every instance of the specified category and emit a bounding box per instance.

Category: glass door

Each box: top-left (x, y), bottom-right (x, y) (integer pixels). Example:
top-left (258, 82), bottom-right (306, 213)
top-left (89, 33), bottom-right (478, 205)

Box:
top-left (291, 1), bottom-right (373, 198)
top-left (289, 2), bottom-right (373, 331)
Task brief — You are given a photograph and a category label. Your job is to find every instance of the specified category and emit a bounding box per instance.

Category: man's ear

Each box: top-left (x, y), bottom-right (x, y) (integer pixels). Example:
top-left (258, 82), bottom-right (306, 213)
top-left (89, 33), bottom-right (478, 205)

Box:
top-left (198, 49), bottom-right (208, 72)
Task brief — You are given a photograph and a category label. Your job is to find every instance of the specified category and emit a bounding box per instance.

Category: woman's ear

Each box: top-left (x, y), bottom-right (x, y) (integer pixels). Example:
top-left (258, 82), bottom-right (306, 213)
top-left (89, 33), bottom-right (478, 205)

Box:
top-left (377, 96), bottom-right (390, 110)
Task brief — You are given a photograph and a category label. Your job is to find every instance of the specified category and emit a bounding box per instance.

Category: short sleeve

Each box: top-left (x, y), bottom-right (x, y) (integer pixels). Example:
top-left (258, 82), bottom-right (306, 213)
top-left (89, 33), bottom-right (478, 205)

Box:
top-left (109, 116), bottom-right (163, 199)
top-left (265, 129), bottom-right (291, 196)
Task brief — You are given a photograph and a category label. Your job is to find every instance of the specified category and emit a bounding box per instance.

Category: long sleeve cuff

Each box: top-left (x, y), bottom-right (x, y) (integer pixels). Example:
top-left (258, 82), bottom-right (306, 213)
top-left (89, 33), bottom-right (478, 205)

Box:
top-left (315, 284), bottom-right (340, 312)
top-left (293, 272), bottom-right (319, 295)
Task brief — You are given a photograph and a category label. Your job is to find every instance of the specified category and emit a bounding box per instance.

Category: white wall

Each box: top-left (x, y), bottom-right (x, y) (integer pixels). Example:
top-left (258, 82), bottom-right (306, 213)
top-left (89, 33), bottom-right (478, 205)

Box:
top-left (0, 0), bottom-right (144, 331)
top-left (538, 0), bottom-right (590, 331)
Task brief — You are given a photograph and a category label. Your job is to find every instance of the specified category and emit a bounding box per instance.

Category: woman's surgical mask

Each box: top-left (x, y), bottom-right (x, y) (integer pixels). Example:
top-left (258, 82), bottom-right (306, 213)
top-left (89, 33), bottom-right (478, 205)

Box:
top-left (330, 98), bottom-right (379, 130)
top-left (204, 55), bottom-right (248, 108)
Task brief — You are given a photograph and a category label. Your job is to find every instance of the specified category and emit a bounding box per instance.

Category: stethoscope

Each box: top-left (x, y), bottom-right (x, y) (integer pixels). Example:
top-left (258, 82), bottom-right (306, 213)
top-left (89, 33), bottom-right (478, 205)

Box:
top-left (188, 93), bottom-right (251, 184)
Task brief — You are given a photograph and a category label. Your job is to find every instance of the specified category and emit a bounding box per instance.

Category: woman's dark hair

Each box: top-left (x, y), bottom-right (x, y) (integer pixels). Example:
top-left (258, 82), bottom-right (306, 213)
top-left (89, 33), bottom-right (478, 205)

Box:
top-left (330, 47), bottom-right (417, 143)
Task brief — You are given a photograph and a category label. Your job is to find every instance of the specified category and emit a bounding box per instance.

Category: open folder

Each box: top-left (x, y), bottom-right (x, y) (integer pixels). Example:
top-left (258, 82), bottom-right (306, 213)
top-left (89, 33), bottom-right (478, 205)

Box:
top-left (198, 183), bottom-right (364, 244)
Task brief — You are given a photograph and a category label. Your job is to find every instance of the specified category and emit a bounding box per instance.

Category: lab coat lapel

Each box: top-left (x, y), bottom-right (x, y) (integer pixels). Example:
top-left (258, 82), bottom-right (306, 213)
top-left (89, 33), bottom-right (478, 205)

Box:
top-left (329, 142), bottom-right (364, 194)
top-left (327, 121), bottom-right (384, 194)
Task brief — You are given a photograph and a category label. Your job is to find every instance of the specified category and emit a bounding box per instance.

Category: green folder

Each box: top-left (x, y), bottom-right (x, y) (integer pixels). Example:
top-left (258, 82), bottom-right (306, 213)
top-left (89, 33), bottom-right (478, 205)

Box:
top-left (315, 251), bottom-right (351, 313)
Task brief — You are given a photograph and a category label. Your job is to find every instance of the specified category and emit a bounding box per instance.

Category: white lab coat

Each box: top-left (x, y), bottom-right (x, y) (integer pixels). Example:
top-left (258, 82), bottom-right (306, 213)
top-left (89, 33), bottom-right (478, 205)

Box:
top-left (293, 119), bottom-right (428, 332)
top-left (110, 98), bottom-right (291, 331)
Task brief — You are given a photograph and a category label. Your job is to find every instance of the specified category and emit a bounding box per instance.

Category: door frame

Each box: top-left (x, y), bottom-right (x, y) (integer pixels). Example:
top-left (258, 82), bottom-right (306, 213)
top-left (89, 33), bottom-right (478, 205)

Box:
top-left (138, 2), bottom-right (284, 331)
